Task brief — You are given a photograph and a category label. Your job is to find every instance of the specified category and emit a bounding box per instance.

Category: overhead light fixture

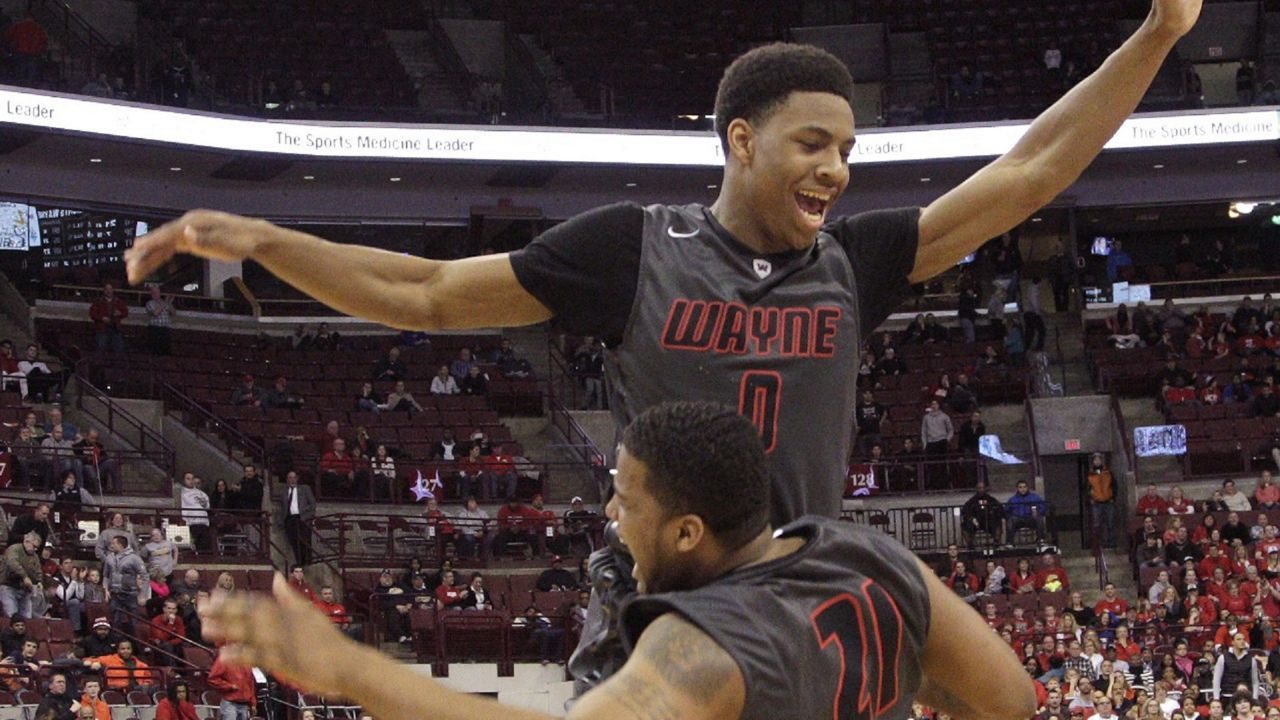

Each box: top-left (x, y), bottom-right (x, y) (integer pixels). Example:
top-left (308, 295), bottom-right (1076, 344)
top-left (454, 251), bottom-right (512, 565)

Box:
top-left (1271, 214), bottom-right (1280, 226)
top-left (302, 175), bottom-right (315, 181)
top-left (625, 182), bottom-right (637, 188)
top-left (1232, 201), bottom-right (1258, 215)
top-left (89, 158), bottom-right (102, 163)
top-left (920, 177), bottom-right (931, 183)
top-left (169, 167), bottom-right (182, 172)
top-left (389, 177), bottom-right (402, 182)
top-left (706, 184), bottom-right (717, 189)
top-left (1152, 164), bottom-right (1165, 169)
top-left (1030, 217), bottom-right (1043, 223)
top-left (1237, 159), bottom-right (1249, 165)
top-left (182, 282), bottom-right (199, 292)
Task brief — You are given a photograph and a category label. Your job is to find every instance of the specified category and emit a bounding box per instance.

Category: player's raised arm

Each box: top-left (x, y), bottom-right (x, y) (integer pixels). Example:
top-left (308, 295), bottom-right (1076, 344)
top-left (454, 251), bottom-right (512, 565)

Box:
top-left (913, 557), bottom-right (1037, 720)
top-left (124, 209), bottom-right (553, 331)
top-left (911, 0), bottom-right (1203, 283)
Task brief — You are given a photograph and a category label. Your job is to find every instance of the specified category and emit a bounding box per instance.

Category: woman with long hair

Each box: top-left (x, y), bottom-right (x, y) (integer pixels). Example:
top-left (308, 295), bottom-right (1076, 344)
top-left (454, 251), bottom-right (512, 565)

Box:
top-left (155, 680), bottom-right (199, 720)
top-left (1167, 487), bottom-right (1194, 515)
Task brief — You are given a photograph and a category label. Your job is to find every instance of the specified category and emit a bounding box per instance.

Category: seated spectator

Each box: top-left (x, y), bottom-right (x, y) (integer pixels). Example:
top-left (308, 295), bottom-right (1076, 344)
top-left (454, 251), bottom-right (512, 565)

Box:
top-left (876, 346), bottom-right (906, 376)
top-left (145, 598), bottom-right (186, 666)
top-left (977, 345), bottom-right (1004, 372)
top-left (513, 605), bottom-right (565, 664)
top-left (264, 376), bottom-right (304, 409)
top-left (0, 341), bottom-right (23, 398)
top-left (492, 339), bottom-right (534, 378)
top-left (319, 438), bottom-right (361, 496)
top-left (1199, 375), bottom-right (1223, 405)
top-left (460, 365), bottom-right (489, 396)
top-left (42, 425), bottom-right (83, 489)
top-left (74, 428), bottom-right (118, 494)
top-left (484, 446), bottom-right (521, 501)
top-left (80, 678), bottom-right (111, 720)
top-left (1006, 479), bottom-right (1047, 544)
top-left (154, 680), bottom-right (198, 720)
top-left (949, 64), bottom-right (983, 101)
top-left (1106, 240), bottom-right (1134, 282)
top-left (387, 572), bottom-right (433, 644)
top-left (921, 314), bottom-right (947, 343)
top-left (901, 314), bottom-right (925, 344)
top-left (1035, 552), bottom-right (1070, 592)
top-left (1252, 384), bottom-right (1280, 418)
top-left (0, 618), bottom-right (26, 658)
top-left (450, 348), bottom-right (475, 383)
top-left (1222, 479), bottom-right (1253, 511)
top-left (370, 445), bottom-right (396, 501)
top-left (231, 374), bottom-right (265, 407)
top-left (86, 639), bottom-right (155, 690)
top-left (563, 496), bottom-right (598, 555)
top-left (313, 586), bottom-right (358, 640)
top-left (1164, 486), bottom-right (1193, 515)
top-left (1137, 535), bottom-right (1166, 568)
top-left (371, 346), bottom-right (407, 381)
top-left (945, 560), bottom-right (980, 596)
top-left (536, 556), bottom-right (579, 592)
top-left (950, 373), bottom-right (977, 413)
top-left (1221, 511), bottom-right (1251, 546)
top-left (960, 480), bottom-right (1004, 547)
top-left (459, 573), bottom-right (492, 611)
top-left (1108, 304), bottom-right (1142, 349)
top-left (449, 496), bottom-right (489, 559)
top-left (311, 322), bottom-right (341, 350)
top-left (434, 570), bottom-right (467, 609)
top-left (383, 380), bottom-right (425, 412)
top-left (494, 498), bottom-right (540, 554)
top-left (354, 381), bottom-right (384, 412)
top-left (316, 80), bottom-right (340, 107)
top-left (1135, 484), bottom-right (1168, 516)
top-left (141, 527), bottom-right (178, 582)
top-left (429, 366), bottom-right (459, 396)
top-left (49, 470), bottom-right (96, 518)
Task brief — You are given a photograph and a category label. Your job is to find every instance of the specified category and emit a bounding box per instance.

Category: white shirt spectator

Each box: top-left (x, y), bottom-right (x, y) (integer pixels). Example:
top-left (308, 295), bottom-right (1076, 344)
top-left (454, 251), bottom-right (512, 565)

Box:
top-left (1045, 48), bottom-right (1063, 69)
top-left (430, 375), bottom-right (459, 395)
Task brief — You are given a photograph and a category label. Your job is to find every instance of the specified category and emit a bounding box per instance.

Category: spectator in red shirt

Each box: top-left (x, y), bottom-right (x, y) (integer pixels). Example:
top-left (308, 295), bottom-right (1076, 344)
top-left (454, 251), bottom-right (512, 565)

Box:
top-left (287, 566), bottom-right (315, 602)
top-left (483, 446), bottom-right (520, 500)
top-left (423, 498), bottom-right (455, 544)
top-left (1035, 552), bottom-right (1070, 592)
top-left (89, 283), bottom-right (128, 353)
top-left (146, 598), bottom-right (186, 665)
top-left (434, 570), bottom-right (466, 609)
top-left (530, 493), bottom-right (569, 556)
top-left (209, 648), bottom-right (256, 720)
top-left (4, 12), bottom-right (48, 85)
top-left (494, 498), bottom-right (540, 552)
top-left (1111, 624), bottom-right (1140, 663)
top-left (313, 585), bottom-right (360, 641)
top-left (1135, 484), bottom-right (1168, 516)
top-left (1009, 557), bottom-right (1037, 594)
top-left (1256, 471), bottom-right (1280, 510)
top-left (1200, 376), bottom-right (1223, 405)
top-left (319, 438), bottom-right (360, 496)
top-left (946, 560), bottom-right (980, 595)
top-left (154, 679), bottom-right (199, 720)
top-left (1162, 378), bottom-right (1197, 406)
top-left (1198, 544), bottom-right (1232, 581)
top-left (1094, 582), bottom-right (1129, 618)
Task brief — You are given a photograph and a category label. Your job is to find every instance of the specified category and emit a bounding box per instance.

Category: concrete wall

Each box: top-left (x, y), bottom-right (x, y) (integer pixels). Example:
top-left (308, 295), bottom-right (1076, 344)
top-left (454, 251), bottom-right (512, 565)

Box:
top-left (416, 663), bottom-right (572, 715)
top-left (440, 19), bottom-right (505, 80)
top-left (65, 0), bottom-right (136, 45)
top-left (161, 411), bottom-right (244, 486)
top-left (1030, 396), bottom-right (1115, 455)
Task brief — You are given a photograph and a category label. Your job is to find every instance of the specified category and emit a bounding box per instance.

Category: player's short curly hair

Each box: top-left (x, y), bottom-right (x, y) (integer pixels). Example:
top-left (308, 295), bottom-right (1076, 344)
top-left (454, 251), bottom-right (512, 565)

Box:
top-left (621, 401), bottom-right (770, 549)
top-left (714, 42), bottom-right (855, 153)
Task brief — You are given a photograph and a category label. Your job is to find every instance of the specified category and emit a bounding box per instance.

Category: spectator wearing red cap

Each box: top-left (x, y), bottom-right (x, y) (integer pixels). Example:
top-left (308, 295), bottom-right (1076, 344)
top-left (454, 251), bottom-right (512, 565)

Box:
top-left (231, 375), bottom-right (264, 407)
top-left (209, 647), bottom-right (255, 720)
top-left (536, 556), bottom-right (578, 592)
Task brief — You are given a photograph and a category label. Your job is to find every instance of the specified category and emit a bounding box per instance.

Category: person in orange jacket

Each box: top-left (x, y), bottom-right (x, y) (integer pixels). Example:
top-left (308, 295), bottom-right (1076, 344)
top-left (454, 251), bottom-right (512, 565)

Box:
top-left (85, 639), bottom-right (157, 690)
top-left (208, 647), bottom-right (256, 720)
top-left (78, 678), bottom-right (112, 720)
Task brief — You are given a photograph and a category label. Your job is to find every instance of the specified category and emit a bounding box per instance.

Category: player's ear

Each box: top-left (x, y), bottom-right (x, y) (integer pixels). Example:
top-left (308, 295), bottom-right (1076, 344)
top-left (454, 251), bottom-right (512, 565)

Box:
top-left (725, 118), bottom-right (755, 166)
top-left (673, 514), bottom-right (706, 553)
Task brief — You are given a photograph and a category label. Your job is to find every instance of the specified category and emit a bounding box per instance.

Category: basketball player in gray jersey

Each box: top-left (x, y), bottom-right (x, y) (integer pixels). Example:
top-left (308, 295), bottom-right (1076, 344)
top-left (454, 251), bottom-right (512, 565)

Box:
top-left (130, 0), bottom-right (1202, 522)
top-left (129, 0), bottom-right (1202, 690)
top-left (198, 402), bottom-right (1037, 720)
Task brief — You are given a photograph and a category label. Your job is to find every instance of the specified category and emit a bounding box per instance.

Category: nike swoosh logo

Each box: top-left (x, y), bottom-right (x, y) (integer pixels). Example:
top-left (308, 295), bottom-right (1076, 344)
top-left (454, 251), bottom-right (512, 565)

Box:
top-left (667, 227), bottom-right (699, 238)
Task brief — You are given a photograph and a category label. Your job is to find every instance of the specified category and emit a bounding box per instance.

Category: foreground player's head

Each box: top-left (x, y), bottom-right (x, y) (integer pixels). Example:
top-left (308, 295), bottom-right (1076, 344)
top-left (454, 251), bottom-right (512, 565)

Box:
top-left (713, 43), bottom-right (856, 252)
top-left (608, 401), bottom-right (770, 594)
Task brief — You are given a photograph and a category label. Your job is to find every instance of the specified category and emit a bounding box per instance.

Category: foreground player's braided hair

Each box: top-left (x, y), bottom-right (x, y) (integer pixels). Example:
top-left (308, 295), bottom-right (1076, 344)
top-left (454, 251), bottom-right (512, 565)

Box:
top-left (622, 401), bottom-right (770, 549)
top-left (714, 42), bottom-right (855, 153)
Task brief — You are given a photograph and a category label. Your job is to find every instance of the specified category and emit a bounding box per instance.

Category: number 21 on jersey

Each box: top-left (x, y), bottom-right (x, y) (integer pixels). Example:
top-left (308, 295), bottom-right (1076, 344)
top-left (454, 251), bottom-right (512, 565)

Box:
top-left (810, 579), bottom-right (904, 720)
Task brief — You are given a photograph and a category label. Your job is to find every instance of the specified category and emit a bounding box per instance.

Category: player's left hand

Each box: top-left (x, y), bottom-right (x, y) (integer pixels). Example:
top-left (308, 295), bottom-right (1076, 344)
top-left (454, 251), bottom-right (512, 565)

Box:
top-left (1150, 0), bottom-right (1202, 39)
top-left (200, 573), bottom-right (355, 696)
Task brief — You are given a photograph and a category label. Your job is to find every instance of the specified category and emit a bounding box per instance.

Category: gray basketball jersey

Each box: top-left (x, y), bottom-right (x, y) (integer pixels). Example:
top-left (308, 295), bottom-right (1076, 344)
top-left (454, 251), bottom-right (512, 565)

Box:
top-left (608, 204), bottom-right (917, 524)
top-left (621, 516), bottom-right (931, 720)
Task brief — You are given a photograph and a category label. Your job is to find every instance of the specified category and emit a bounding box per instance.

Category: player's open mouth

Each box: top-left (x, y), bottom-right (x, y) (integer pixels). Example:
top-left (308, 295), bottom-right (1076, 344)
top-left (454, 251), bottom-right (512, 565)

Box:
top-left (795, 190), bottom-right (831, 226)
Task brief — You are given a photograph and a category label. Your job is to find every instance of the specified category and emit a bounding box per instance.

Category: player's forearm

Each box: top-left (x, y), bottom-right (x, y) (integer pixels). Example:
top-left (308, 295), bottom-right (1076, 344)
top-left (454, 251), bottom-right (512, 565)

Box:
top-left (250, 223), bottom-right (447, 330)
top-left (342, 645), bottom-right (555, 720)
top-left (1010, 16), bottom-right (1180, 197)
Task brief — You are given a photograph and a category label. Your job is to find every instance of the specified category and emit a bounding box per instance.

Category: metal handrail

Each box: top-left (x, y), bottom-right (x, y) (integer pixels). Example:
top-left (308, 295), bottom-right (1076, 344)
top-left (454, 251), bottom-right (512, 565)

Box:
top-left (74, 373), bottom-right (176, 478)
top-left (158, 380), bottom-right (266, 466)
top-left (839, 501), bottom-right (1059, 553)
top-left (107, 604), bottom-right (213, 668)
top-left (850, 455), bottom-right (989, 495)
top-left (1024, 395), bottom-right (1043, 483)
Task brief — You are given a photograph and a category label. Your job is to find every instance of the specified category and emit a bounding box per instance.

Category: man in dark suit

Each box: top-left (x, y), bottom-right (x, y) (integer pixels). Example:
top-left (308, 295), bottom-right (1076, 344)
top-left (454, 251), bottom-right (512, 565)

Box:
top-left (279, 470), bottom-right (316, 567)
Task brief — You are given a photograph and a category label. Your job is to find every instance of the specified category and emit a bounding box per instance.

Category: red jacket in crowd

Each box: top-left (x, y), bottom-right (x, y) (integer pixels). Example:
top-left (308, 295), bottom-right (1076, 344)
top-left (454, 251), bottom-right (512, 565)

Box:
top-left (319, 451), bottom-right (355, 475)
top-left (146, 613), bottom-right (186, 651)
top-left (155, 698), bottom-right (200, 720)
top-left (313, 599), bottom-right (351, 627)
top-left (4, 19), bottom-right (48, 56)
top-left (208, 656), bottom-right (256, 707)
top-left (89, 296), bottom-right (128, 331)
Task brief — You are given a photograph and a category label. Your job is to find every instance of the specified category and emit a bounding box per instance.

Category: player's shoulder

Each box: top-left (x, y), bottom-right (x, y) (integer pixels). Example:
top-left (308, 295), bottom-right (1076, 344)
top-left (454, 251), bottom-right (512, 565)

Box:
top-left (822, 206), bottom-right (922, 246)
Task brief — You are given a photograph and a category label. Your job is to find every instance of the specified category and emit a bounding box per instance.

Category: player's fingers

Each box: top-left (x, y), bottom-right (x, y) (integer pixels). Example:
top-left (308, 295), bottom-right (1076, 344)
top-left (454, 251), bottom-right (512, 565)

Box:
top-left (124, 223), bottom-right (182, 285)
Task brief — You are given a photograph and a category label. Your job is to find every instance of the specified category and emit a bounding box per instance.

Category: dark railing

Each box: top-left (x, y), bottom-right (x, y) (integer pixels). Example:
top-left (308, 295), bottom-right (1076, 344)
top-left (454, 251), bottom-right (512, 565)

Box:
top-left (29, 0), bottom-right (119, 89)
top-left (303, 457), bottom-right (584, 505)
top-left (849, 455), bottom-right (989, 496)
top-left (1025, 395), bottom-right (1043, 482)
top-left (158, 380), bottom-right (267, 466)
top-left (1110, 393), bottom-right (1138, 479)
top-left (7, 445), bottom-right (172, 497)
top-left (0, 493), bottom-right (273, 565)
top-left (47, 284), bottom-right (248, 315)
top-left (425, 13), bottom-right (477, 103)
top-left (545, 340), bottom-right (583, 413)
top-left (308, 512), bottom-right (607, 568)
top-left (74, 374), bottom-right (176, 480)
top-left (840, 502), bottom-right (1058, 554)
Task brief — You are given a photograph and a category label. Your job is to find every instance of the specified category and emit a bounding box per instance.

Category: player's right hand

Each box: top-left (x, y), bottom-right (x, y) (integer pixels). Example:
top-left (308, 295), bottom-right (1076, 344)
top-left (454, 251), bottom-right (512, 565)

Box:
top-left (125, 210), bottom-right (267, 285)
